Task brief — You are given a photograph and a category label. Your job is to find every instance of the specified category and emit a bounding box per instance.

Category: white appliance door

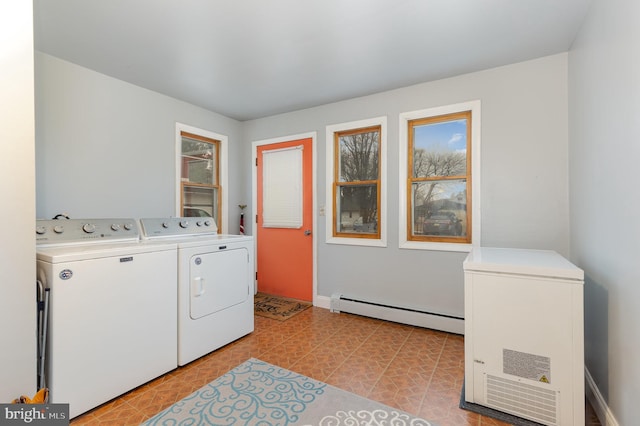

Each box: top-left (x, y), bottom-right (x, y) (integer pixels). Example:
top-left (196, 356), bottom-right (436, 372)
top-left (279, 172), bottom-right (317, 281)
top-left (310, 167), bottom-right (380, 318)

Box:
top-left (190, 247), bottom-right (250, 319)
top-left (46, 250), bottom-right (177, 418)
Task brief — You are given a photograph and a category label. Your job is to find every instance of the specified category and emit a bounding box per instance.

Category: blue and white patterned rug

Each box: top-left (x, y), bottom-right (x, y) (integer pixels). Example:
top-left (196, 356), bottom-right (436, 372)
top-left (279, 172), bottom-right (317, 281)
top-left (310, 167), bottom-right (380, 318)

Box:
top-left (141, 358), bottom-right (436, 425)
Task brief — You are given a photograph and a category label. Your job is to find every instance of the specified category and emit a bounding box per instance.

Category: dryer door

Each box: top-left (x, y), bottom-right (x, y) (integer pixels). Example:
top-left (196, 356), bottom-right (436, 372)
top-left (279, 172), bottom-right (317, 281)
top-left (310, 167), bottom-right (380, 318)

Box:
top-left (190, 248), bottom-right (250, 319)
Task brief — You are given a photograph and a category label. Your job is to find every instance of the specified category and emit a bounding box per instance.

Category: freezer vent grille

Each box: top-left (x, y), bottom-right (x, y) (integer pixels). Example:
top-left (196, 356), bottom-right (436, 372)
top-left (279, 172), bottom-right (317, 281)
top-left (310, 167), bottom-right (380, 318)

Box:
top-left (485, 374), bottom-right (559, 425)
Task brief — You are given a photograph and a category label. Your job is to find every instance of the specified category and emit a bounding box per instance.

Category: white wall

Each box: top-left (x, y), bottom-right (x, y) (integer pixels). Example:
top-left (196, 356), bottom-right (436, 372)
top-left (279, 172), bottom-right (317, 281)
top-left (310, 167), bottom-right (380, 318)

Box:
top-left (244, 54), bottom-right (570, 317)
top-left (35, 53), bottom-right (247, 233)
top-left (0, 1), bottom-right (37, 401)
top-left (569, 0), bottom-right (640, 424)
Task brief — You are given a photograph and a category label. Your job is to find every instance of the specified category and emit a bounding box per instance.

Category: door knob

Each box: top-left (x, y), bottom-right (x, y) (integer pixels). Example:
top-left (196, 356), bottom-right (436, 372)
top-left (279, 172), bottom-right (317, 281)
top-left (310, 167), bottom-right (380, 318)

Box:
top-left (304, 229), bottom-right (311, 236)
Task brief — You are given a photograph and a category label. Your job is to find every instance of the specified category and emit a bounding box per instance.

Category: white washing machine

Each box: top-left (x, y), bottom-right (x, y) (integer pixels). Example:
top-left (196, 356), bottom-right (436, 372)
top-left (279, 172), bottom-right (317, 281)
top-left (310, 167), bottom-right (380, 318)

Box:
top-left (36, 219), bottom-right (177, 419)
top-left (140, 217), bottom-right (254, 366)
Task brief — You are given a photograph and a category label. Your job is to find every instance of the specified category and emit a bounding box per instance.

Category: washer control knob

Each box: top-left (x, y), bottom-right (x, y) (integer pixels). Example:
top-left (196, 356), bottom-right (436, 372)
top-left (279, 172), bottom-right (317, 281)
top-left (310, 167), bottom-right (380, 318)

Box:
top-left (53, 225), bottom-right (64, 234)
top-left (111, 224), bottom-right (121, 231)
top-left (203, 220), bottom-right (212, 227)
top-left (196, 221), bottom-right (203, 227)
top-left (162, 222), bottom-right (170, 229)
top-left (123, 222), bottom-right (134, 231)
top-left (179, 220), bottom-right (189, 228)
top-left (36, 226), bottom-right (47, 235)
top-left (82, 223), bottom-right (96, 233)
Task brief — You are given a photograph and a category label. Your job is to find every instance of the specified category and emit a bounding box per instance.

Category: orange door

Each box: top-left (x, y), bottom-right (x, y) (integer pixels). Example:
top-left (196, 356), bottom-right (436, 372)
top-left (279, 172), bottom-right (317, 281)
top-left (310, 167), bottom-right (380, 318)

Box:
top-left (256, 137), bottom-right (313, 301)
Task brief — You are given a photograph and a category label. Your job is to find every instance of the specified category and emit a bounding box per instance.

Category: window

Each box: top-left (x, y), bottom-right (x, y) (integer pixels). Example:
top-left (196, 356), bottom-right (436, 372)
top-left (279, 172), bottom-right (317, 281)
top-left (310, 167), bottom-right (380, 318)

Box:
top-left (176, 124), bottom-right (228, 232)
top-left (399, 101), bottom-right (480, 251)
top-left (326, 117), bottom-right (387, 247)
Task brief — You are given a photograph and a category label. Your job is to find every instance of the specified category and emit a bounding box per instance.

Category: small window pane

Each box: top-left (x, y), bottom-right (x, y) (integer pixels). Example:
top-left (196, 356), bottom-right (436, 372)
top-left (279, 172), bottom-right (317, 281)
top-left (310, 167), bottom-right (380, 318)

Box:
top-left (181, 137), bottom-right (217, 185)
top-left (183, 186), bottom-right (218, 220)
top-left (338, 131), bottom-right (379, 182)
top-left (411, 180), bottom-right (467, 237)
top-left (336, 185), bottom-right (378, 234)
top-left (413, 119), bottom-right (467, 178)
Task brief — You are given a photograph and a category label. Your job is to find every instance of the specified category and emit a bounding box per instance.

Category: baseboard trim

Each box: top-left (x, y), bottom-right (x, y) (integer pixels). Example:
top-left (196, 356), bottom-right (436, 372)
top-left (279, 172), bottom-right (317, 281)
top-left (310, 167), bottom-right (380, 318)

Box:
top-left (585, 367), bottom-right (619, 426)
top-left (316, 295), bottom-right (464, 334)
top-left (314, 295), bottom-right (331, 310)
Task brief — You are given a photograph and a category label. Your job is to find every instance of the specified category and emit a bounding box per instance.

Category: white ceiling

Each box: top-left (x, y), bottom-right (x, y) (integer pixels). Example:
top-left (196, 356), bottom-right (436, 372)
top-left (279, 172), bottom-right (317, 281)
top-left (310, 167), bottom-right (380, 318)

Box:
top-left (34, 0), bottom-right (592, 121)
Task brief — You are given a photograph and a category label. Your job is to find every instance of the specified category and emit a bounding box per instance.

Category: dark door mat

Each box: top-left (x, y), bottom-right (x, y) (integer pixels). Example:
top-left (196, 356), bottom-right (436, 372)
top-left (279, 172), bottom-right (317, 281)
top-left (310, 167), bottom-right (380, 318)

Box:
top-left (254, 292), bottom-right (312, 321)
top-left (459, 381), bottom-right (544, 426)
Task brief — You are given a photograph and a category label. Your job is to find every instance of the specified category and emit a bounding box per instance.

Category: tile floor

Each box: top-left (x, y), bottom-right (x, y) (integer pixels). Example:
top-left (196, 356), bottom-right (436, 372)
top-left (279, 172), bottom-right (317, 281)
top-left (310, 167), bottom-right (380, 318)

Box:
top-left (71, 306), bottom-right (601, 425)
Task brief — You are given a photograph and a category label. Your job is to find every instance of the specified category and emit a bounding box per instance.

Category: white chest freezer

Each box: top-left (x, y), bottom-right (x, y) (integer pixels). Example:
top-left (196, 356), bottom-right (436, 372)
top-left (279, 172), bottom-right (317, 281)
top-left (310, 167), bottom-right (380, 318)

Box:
top-left (463, 247), bottom-right (584, 426)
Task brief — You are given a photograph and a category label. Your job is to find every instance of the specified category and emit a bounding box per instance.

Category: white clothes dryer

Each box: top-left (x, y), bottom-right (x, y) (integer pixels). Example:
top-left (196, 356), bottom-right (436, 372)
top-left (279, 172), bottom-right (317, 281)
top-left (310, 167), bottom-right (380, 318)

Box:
top-left (36, 219), bottom-right (177, 419)
top-left (140, 218), bottom-right (254, 366)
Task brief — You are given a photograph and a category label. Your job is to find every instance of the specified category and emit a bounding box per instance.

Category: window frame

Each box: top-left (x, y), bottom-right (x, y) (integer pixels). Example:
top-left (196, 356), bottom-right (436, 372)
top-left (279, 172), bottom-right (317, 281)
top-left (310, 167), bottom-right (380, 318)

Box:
top-left (326, 117), bottom-right (387, 247)
top-left (175, 123), bottom-right (228, 233)
top-left (399, 101), bottom-right (481, 252)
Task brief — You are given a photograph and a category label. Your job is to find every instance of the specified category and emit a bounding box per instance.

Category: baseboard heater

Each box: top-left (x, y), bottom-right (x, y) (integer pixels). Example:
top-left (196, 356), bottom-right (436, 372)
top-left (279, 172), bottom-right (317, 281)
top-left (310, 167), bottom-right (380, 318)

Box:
top-left (330, 293), bottom-right (464, 335)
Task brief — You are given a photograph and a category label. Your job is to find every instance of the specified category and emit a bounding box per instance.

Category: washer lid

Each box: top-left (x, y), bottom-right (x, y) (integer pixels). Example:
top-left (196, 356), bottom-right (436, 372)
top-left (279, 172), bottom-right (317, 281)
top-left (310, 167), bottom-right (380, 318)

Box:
top-left (463, 247), bottom-right (584, 281)
top-left (36, 240), bottom-right (177, 263)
